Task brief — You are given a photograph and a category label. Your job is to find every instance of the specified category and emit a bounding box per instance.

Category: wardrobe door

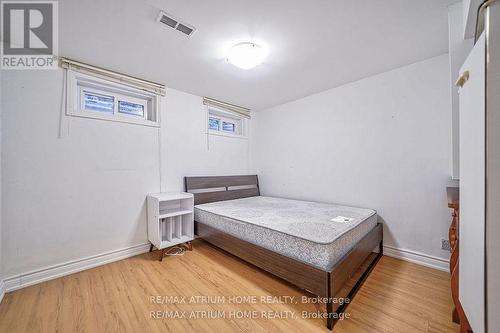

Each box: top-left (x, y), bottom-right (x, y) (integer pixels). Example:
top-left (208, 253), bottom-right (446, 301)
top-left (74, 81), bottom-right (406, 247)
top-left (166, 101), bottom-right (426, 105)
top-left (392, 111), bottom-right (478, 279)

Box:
top-left (485, 4), bottom-right (500, 333)
top-left (458, 32), bottom-right (486, 333)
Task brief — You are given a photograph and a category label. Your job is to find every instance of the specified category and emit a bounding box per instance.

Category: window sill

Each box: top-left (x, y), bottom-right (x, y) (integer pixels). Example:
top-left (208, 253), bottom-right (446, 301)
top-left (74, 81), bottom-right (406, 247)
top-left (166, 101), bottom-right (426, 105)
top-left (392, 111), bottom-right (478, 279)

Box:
top-left (208, 130), bottom-right (248, 139)
top-left (69, 110), bottom-right (160, 128)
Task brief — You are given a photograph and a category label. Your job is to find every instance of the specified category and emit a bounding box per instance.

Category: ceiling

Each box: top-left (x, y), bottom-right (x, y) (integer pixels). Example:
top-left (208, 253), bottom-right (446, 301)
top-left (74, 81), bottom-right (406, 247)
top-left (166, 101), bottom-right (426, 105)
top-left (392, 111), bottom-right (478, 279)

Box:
top-left (60, 0), bottom-right (458, 110)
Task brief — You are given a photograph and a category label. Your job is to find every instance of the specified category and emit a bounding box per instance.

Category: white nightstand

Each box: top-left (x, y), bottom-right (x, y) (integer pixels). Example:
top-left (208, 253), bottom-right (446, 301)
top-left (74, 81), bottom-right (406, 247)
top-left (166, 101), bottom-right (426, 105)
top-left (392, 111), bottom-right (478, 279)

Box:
top-left (147, 192), bottom-right (194, 261)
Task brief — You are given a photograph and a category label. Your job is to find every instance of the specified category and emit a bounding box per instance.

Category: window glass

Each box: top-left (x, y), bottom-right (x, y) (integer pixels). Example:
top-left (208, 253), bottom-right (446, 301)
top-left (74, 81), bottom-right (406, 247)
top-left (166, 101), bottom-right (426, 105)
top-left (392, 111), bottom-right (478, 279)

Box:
top-left (222, 121), bottom-right (235, 132)
top-left (84, 92), bottom-right (114, 113)
top-left (208, 117), bottom-right (220, 130)
top-left (118, 100), bottom-right (145, 117)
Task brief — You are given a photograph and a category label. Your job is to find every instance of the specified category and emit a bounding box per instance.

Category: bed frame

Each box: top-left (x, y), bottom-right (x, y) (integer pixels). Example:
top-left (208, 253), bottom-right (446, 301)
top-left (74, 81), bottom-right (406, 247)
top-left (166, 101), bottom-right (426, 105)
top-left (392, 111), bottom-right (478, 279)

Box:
top-left (184, 175), bottom-right (383, 330)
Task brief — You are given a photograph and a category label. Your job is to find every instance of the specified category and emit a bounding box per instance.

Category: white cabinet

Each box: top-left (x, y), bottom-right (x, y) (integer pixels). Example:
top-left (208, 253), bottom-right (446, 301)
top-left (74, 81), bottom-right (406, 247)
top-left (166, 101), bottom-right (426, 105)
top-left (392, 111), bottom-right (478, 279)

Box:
top-left (458, 32), bottom-right (485, 333)
top-left (147, 192), bottom-right (194, 250)
top-left (456, 4), bottom-right (500, 331)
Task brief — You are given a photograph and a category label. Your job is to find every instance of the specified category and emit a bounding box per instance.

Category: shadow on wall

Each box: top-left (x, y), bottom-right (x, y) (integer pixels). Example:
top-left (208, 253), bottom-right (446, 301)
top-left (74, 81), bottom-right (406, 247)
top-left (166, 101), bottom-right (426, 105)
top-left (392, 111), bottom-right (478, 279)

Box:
top-left (377, 216), bottom-right (393, 249)
top-left (132, 199), bottom-right (149, 244)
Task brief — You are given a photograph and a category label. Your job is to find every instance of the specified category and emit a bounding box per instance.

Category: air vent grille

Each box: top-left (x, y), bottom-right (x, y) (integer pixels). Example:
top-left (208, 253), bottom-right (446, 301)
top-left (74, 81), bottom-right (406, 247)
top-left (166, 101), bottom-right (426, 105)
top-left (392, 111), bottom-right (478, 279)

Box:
top-left (160, 15), bottom-right (177, 28)
top-left (176, 23), bottom-right (193, 36)
top-left (157, 11), bottom-right (196, 37)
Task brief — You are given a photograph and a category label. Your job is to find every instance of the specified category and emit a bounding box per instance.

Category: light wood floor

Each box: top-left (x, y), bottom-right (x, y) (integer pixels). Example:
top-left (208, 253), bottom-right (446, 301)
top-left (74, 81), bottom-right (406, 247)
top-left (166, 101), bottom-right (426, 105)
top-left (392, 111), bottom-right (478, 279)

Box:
top-left (0, 240), bottom-right (459, 333)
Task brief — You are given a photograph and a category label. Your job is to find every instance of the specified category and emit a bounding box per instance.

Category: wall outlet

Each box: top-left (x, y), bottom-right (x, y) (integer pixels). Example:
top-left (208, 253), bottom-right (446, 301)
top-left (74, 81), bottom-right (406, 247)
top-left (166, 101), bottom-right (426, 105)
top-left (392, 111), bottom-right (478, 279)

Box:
top-left (441, 238), bottom-right (451, 251)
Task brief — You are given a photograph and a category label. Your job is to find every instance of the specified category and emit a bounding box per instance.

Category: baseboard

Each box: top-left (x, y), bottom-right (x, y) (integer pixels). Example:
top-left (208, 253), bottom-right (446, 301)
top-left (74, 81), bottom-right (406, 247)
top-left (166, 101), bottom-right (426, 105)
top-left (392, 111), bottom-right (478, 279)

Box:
top-left (0, 279), bottom-right (5, 304)
top-left (3, 243), bottom-right (150, 293)
top-left (383, 245), bottom-right (449, 272)
top-left (0, 243), bottom-right (448, 296)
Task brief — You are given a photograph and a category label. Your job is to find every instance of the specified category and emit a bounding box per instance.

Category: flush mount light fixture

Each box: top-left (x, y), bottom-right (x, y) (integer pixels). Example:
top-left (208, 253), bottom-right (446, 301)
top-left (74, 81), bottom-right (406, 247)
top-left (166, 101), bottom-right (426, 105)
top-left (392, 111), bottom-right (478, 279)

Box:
top-left (227, 42), bottom-right (267, 69)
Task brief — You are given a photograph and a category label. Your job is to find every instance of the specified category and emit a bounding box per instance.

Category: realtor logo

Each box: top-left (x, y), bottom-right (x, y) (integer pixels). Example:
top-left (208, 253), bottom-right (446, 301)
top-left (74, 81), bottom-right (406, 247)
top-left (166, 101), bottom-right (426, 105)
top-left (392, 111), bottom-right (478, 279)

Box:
top-left (1, 1), bottom-right (58, 69)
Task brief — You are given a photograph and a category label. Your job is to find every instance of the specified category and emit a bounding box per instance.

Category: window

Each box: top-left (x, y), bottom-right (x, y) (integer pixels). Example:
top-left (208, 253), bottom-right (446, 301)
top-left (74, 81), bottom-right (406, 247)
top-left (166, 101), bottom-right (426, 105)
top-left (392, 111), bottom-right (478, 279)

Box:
top-left (207, 108), bottom-right (247, 137)
top-left (118, 100), bottom-right (145, 117)
top-left (67, 70), bottom-right (161, 127)
top-left (222, 121), bottom-right (235, 133)
top-left (203, 97), bottom-right (250, 138)
top-left (83, 92), bottom-right (114, 113)
top-left (208, 117), bottom-right (220, 131)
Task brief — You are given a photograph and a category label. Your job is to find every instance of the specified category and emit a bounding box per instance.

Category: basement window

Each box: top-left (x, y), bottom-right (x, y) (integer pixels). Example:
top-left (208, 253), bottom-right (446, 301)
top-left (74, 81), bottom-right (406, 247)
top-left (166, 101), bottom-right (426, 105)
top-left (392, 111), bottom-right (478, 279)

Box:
top-left (118, 100), bottom-right (145, 117)
top-left (66, 70), bottom-right (161, 127)
top-left (222, 121), bottom-right (235, 133)
top-left (83, 91), bottom-right (114, 113)
top-left (208, 117), bottom-right (220, 131)
top-left (207, 108), bottom-right (246, 137)
top-left (203, 97), bottom-right (250, 139)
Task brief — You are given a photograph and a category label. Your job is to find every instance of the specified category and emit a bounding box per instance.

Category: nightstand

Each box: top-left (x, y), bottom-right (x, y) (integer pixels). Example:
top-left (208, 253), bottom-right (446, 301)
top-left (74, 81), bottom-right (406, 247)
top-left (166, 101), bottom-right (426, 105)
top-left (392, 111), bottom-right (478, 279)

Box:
top-left (147, 192), bottom-right (194, 261)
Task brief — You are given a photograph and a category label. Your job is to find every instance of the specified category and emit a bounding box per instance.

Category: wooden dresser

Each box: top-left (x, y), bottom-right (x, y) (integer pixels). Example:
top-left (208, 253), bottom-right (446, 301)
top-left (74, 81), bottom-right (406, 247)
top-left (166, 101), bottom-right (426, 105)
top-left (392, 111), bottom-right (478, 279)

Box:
top-left (447, 186), bottom-right (472, 333)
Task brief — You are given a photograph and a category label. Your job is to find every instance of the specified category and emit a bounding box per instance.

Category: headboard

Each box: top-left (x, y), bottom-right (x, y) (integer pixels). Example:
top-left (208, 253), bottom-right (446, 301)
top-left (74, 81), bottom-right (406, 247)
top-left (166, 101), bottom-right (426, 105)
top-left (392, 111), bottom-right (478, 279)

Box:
top-left (184, 175), bottom-right (260, 205)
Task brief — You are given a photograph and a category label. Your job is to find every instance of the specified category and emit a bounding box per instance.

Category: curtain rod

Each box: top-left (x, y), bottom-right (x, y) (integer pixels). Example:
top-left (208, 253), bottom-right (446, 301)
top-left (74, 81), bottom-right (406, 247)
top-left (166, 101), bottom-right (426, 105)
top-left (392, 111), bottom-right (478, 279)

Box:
top-left (203, 97), bottom-right (249, 112)
top-left (59, 57), bottom-right (166, 95)
top-left (203, 97), bottom-right (250, 118)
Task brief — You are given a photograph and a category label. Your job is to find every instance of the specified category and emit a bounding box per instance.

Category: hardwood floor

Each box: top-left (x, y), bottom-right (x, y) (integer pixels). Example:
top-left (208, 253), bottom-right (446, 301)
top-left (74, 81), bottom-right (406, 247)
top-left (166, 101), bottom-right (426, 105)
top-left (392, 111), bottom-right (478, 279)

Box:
top-left (0, 240), bottom-right (459, 333)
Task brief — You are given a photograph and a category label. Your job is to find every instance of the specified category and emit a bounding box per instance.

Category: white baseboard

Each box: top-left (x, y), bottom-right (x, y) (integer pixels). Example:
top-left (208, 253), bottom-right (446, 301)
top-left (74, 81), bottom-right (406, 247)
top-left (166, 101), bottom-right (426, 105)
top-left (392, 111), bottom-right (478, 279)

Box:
top-left (0, 279), bottom-right (5, 304)
top-left (3, 243), bottom-right (150, 293)
top-left (0, 242), bottom-right (448, 298)
top-left (383, 245), bottom-right (449, 272)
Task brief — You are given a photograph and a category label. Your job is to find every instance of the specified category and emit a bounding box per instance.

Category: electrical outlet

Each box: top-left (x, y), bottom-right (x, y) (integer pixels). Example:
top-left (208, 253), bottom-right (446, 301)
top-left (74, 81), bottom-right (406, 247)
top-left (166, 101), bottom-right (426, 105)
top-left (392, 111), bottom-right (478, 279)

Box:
top-left (441, 238), bottom-right (451, 251)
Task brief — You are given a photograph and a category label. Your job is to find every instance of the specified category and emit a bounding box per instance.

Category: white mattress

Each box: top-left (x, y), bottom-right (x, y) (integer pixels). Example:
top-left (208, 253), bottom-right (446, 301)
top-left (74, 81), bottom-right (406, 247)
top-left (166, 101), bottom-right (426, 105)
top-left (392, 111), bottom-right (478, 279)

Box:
top-left (194, 196), bottom-right (378, 270)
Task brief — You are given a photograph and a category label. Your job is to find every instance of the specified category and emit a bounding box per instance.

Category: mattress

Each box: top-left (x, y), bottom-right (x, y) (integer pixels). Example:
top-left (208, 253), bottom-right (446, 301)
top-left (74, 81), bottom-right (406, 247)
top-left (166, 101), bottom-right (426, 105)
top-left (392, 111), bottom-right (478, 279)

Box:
top-left (194, 196), bottom-right (377, 270)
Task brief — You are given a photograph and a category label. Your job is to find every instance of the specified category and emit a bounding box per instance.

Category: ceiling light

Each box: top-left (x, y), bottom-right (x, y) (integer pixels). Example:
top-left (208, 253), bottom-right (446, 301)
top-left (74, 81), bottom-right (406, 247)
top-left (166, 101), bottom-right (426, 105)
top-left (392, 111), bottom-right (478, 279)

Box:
top-left (227, 42), bottom-right (267, 69)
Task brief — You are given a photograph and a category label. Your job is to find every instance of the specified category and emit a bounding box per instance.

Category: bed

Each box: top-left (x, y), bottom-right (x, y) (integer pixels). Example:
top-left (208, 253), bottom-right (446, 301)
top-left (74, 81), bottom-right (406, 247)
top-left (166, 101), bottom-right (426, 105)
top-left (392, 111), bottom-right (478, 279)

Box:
top-left (185, 175), bottom-right (383, 330)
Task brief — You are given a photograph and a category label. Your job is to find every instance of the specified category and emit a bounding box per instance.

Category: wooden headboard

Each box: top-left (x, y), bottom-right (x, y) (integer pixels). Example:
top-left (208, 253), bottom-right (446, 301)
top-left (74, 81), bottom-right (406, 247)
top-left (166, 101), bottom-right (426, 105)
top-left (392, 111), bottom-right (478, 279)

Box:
top-left (184, 175), bottom-right (260, 205)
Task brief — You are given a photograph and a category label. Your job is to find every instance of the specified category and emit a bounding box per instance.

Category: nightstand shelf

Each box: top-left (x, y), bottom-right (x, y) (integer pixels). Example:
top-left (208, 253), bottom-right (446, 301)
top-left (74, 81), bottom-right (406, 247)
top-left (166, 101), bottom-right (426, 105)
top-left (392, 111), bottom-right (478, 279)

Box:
top-left (158, 209), bottom-right (193, 219)
top-left (147, 192), bottom-right (194, 261)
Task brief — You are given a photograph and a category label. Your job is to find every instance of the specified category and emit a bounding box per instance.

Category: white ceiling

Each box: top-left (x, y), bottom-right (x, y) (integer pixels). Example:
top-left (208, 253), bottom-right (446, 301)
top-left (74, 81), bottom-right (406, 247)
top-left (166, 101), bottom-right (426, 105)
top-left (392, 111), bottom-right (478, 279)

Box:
top-left (60, 0), bottom-right (458, 110)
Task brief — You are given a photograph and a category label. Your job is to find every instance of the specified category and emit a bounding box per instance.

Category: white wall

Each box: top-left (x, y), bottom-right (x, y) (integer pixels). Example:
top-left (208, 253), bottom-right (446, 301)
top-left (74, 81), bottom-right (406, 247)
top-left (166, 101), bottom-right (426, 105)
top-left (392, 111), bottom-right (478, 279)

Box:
top-left (250, 54), bottom-right (452, 264)
top-left (161, 89), bottom-right (250, 191)
top-left (1, 69), bottom-right (249, 278)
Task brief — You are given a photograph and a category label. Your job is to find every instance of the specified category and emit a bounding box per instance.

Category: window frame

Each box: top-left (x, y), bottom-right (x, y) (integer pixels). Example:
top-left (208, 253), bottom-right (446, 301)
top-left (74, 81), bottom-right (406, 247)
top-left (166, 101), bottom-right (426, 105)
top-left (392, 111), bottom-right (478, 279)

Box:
top-left (207, 107), bottom-right (248, 139)
top-left (67, 70), bottom-right (161, 127)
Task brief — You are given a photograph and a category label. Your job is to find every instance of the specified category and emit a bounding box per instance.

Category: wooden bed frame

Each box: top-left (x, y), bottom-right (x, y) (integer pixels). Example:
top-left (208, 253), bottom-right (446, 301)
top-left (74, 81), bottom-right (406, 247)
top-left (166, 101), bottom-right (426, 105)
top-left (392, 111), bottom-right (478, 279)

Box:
top-left (184, 175), bottom-right (383, 330)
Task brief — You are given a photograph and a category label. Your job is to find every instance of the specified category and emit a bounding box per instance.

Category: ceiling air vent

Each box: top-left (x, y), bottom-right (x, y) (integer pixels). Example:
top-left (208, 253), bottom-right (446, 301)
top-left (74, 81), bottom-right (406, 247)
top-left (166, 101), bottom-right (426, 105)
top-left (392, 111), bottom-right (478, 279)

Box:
top-left (157, 11), bottom-right (196, 37)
